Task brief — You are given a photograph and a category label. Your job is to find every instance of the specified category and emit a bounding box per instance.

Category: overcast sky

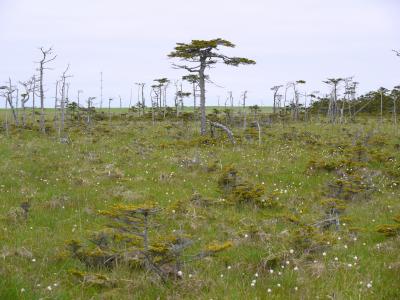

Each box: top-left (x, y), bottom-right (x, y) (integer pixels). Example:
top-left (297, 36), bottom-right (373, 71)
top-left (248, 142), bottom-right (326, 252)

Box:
top-left (0, 0), bottom-right (399, 107)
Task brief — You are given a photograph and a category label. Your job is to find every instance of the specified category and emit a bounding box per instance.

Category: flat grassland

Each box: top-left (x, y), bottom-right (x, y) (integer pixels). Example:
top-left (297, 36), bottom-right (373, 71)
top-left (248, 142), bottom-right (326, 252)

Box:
top-left (0, 114), bottom-right (399, 299)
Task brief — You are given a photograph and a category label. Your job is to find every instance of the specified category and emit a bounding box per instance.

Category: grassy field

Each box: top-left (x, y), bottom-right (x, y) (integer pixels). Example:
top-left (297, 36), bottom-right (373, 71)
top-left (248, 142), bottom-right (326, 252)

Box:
top-left (0, 115), bottom-right (399, 299)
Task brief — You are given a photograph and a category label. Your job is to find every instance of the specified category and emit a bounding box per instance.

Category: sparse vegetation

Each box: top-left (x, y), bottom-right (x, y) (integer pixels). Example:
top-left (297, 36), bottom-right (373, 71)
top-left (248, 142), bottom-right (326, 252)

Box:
top-left (1, 113), bottom-right (400, 299)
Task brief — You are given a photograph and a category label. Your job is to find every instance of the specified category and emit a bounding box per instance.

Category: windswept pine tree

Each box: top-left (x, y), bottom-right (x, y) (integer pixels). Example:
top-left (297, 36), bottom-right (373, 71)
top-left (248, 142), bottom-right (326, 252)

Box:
top-left (168, 39), bottom-right (255, 135)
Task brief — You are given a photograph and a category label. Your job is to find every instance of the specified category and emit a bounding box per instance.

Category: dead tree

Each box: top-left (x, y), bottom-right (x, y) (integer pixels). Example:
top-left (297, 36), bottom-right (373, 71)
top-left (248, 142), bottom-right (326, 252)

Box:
top-left (37, 47), bottom-right (57, 133)
top-left (59, 65), bottom-right (72, 137)
top-left (154, 78), bottom-right (169, 118)
top-left (393, 50), bottom-right (400, 57)
top-left (6, 79), bottom-right (19, 126)
top-left (135, 83), bottom-right (146, 115)
top-left (340, 77), bottom-right (354, 123)
top-left (229, 91), bottom-right (234, 109)
top-left (323, 78), bottom-right (343, 123)
top-left (86, 97), bottom-right (96, 127)
top-left (140, 83), bottom-right (146, 114)
top-left (108, 97), bottom-right (113, 122)
top-left (31, 75), bottom-right (37, 125)
top-left (19, 78), bottom-right (34, 127)
top-left (242, 91), bottom-right (248, 130)
top-left (271, 85), bottom-right (283, 114)
top-left (290, 80), bottom-right (306, 121)
top-left (283, 83), bottom-right (292, 115)
top-left (343, 79), bottom-right (355, 122)
top-left (150, 85), bottom-right (159, 125)
top-left (54, 80), bottom-right (59, 131)
top-left (182, 74), bottom-right (200, 113)
top-left (0, 85), bottom-right (10, 135)
top-left (208, 120), bottom-right (235, 145)
top-left (77, 90), bottom-right (83, 121)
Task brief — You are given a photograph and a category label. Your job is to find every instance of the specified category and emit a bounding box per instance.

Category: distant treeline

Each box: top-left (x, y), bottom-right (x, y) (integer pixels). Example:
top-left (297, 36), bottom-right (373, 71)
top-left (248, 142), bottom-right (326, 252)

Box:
top-left (309, 87), bottom-right (399, 115)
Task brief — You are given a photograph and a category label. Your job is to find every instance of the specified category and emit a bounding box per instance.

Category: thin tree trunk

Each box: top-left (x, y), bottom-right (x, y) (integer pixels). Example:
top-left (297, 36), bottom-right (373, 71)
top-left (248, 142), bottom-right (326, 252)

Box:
top-left (7, 79), bottom-right (19, 126)
top-left (380, 92), bottom-right (383, 125)
top-left (39, 63), bottom-right (45, 133)
top-left (199, 61), bottom-right (207, 135)
top-left (32, 76), bottom-right (36, 125)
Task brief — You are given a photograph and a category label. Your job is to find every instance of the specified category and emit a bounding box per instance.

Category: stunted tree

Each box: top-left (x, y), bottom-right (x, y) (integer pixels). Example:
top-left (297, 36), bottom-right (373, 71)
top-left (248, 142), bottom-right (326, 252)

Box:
top-left (37, 47), bottom-right (57, 133)
top-left (86, 96), bottom-right (96, 127)
top-left (323, 78), bottom-right (343, 123)
top-left (168, 39), bottom-right (255, 135)
top-left (19, 77), bottom-right (35, 127)
top-left (153, 78), bottom-right (169, 117)
top-left (4, 79), bottom-right (19, 126)
top-left (0, 85), bottom-right (11, 135)
top-left (108, 97), bottom-right (113, 122)
top-left (292, 80), bottom-right (306, 121)
top-left (271, 85), bottom-right (283, 114)
top-left (241, 91), bottom-right (248, 129)
top-left (59, 65), bottom-right (72, 137)
top-left (135, 83), bottom-right (146, 115)
top-left (77, 89), bottom-right (83, 121)
top-left (182, 74), bottom-right (199, 113)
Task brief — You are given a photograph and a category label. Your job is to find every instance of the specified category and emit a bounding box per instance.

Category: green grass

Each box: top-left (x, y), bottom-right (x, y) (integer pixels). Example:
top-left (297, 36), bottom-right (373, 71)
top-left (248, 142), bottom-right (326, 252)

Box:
top-left (0, 115), bottom-right (399, 299)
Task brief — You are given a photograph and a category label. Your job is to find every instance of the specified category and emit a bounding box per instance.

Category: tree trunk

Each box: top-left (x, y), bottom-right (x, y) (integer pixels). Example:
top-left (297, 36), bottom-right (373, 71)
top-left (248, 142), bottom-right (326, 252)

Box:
top-left (141, 84), bottom-right (145, 115)
top-left (39, 63), bottom-right (45, 133)
top-left (32, 76), bottom-right (36, 125)
top-left (60, 81), bottom-right (65, 136)
top-left (7, 80), bottom-right (19, 126)
top-left (199, 60), bottom-right (207, 135)
top-left (380, 92), bottom-right (383, 125)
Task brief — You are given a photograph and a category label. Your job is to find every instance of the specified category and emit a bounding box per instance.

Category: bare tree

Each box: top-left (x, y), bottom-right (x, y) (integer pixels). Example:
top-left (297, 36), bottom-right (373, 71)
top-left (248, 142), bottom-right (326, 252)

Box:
top-left (0, 85), bottom-right (10, 135)
top-left (182, 74), bottom-right (200, 113)
top-left (168, 39), bottom-right (255, 135)
top-left (153, 78), bottom-right (169, 118)
top-left (340, 77), bottom-right (354, 123)
top-left (77, 89), bottom-right (83, 121)
top-left (59, 65), bottom-right (72, 137)
top-left (54, 80), bottom-right (59, 130)
top-left (323, 78), bottom-right (343, 123)
top-left (175, 82), bottom-right (191, 117)
top-left (242, 91), bottom-right (248, 129)
top-left (108, 97), bottom-right (113, 122)
top-left (228, 91), bottom-right (234, 109)
top-left (5, 79), bottom-right (19, 126)
top-left (270, 85), bottom-right (283, 114)
top-left (19, 78), bottom-right (34, 127)
top-left (393, 50), bottom-right (400, 57)
top-left (150, 85), bottom-right (159, 125)
top-left (31, 75), bottom-right (37, 125)
top-left (134, 83), bottom-right (146, 115)
top-left (292, 80), bottom-right (306, 121)
top-left (37, 47), bottom-right (57, 133)
top-left (86, 97), bottom-right (96, 127)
